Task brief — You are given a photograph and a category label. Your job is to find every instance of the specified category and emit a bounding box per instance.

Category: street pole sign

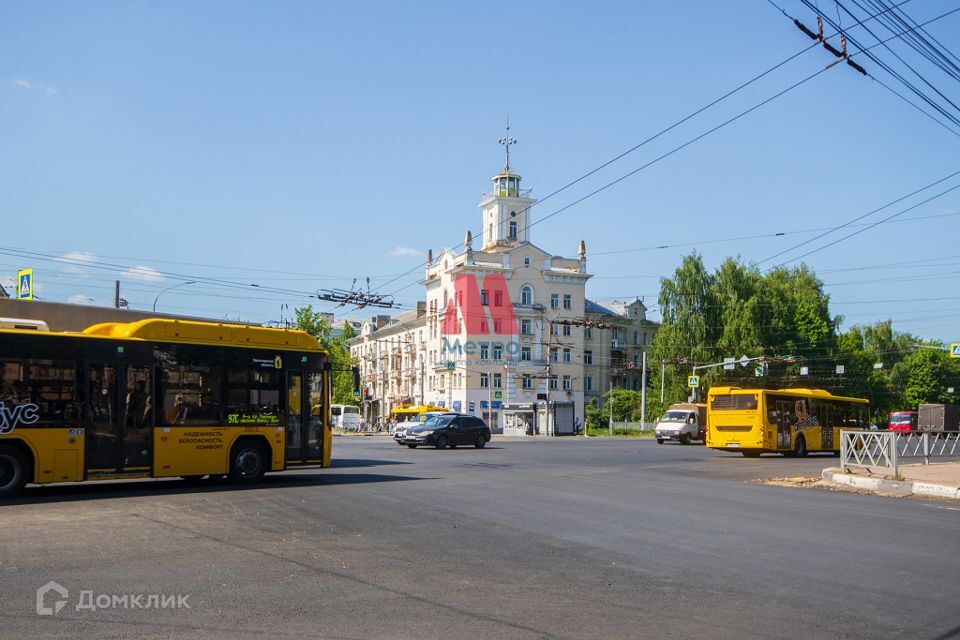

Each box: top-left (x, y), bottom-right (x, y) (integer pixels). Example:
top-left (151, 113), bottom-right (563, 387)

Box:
top-left (723, 357), bottom-right (735, 371)
top-left (446, 361), bottom-right (456, 371)
top-left (17, 269), bottom-right (33, 300)
top-left (951, 343), bottom-right (960, 358)
top-left (687, 375), bottom-right (700, 388)
top-left (739, 355), bottom-right (750, 368)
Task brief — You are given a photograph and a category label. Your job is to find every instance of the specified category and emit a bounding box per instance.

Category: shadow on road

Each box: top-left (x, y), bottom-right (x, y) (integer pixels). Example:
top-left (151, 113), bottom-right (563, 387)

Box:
top-left (4, 472), bottom-right (432, 506)
top-left (331, 457), bottom-right (415, 468)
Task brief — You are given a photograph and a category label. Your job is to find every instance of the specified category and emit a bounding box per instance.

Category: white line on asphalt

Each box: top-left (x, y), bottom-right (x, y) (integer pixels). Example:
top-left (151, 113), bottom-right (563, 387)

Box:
top-left (923, 504), bottom-right (960, 511)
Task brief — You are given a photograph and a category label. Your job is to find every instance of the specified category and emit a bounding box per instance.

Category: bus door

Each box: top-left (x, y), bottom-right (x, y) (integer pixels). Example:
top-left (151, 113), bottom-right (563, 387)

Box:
top-left (285, 371), bottom-right (325, 464)
top-left (285, 372), bottom-right (304, 462)
top-left (86, 363), bottom-right (153, 474)
top-left (820, 404), bottom-right (834, 451)
top-left (776, 400), bottom-right (792, 450)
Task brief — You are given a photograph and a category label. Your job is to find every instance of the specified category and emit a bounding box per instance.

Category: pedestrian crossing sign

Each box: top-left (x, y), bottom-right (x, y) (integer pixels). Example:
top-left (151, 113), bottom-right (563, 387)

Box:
top-left (493, 390), bottom-right (503, 400)
top-left (951, 343), bottom-right (960, 358)
top-left (16, 269), bottom-right (33, 300)
top-left (687, 375), bottom-right (700, 388)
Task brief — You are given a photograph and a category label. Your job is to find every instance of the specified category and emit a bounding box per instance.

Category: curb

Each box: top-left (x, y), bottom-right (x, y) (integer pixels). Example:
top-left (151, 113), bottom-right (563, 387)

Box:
top-left (822, 468), bottom-right (960, 500)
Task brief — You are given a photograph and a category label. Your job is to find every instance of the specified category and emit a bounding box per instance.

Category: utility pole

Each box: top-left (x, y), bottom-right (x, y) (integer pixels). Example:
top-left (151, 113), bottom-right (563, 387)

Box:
top-left (114, 280), bottom-right (120, 309)
top-left (608, 381), bottom-right (614, 436)
top-left (640, 351), bottom-right (648, 428)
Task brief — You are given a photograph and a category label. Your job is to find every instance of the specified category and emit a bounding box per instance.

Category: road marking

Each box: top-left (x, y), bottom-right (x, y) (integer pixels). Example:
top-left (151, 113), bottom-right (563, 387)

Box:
top-left (923, 504), bottom-right (960, 512)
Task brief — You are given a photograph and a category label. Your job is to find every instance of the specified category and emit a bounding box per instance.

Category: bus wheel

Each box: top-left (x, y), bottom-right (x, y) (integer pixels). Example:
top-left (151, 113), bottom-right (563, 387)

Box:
top-left (0, 445), bottom-right (31, 498)
top-left (680, 434), bottom-right (691, 445)
top-left (229, 441), bottom-right (267, 484)
top-left (794, 436), bottom-right (808, 458)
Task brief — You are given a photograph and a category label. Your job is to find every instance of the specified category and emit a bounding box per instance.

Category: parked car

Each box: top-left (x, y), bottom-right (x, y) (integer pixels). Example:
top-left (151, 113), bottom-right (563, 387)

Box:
top-left (400, 413), bottom-right (490, 449)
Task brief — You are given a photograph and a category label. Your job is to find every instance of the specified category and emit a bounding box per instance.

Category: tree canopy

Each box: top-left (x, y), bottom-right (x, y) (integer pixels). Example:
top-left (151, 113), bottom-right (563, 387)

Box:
top-left (648, 253), bottom-right (958, 423)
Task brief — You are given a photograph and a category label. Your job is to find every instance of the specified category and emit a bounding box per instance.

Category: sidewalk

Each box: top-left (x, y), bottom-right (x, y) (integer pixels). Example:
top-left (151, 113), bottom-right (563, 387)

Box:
top-left (823, 461), bottom-right (960, 499)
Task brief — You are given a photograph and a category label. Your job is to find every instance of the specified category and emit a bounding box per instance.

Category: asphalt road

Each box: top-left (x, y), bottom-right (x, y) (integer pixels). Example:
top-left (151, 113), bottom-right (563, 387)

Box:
top-left (2, 436), bottom-right (958, 640)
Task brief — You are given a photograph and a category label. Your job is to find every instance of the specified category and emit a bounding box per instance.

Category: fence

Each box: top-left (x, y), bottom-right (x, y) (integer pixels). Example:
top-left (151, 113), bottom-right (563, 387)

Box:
top-left (840, 431), bottom-right (960, 476)
top-left (609, 421), bottom-right (654, 432)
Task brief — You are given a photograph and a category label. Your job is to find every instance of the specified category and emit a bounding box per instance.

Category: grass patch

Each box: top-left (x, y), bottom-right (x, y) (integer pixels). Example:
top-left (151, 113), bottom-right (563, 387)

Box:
top-left (586, 427), bottom-right (656, 438)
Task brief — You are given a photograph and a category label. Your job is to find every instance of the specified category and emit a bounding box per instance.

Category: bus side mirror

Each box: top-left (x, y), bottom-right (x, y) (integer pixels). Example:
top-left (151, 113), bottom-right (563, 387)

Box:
top-left (352, 367), bottom-right (361, 393)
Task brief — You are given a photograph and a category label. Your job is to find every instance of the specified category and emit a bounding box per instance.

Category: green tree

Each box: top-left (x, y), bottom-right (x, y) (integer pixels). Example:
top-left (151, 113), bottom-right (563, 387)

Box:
top-left (292, 306), bottom-right (357, 405)
top-left (585, 389), bottom-right (644, 429)
top-left (890, 347), bottom-right (960, 408)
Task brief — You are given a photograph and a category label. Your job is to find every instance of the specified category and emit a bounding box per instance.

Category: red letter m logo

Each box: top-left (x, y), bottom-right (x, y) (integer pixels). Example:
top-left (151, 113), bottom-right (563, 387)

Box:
top-left (440, 274), bottom-right (517, 336)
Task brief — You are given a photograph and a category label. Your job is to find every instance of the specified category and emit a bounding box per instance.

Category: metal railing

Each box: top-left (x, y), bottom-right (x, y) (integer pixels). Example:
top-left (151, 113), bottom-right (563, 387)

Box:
top-left (841, 430), bottom-right (960, 476)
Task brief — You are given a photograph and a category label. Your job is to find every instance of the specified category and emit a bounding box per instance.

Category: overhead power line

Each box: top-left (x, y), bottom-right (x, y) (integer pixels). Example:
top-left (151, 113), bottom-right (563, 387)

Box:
top-left (378, 5), bottom-right (958, 307)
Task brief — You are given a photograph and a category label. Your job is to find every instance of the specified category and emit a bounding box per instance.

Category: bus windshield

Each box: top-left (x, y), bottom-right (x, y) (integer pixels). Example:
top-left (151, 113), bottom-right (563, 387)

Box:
top-left (659, 411), bottom-right (691, 423)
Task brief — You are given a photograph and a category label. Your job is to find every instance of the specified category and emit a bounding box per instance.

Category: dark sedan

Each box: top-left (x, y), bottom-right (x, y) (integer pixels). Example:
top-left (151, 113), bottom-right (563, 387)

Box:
top-left (401, 414), bottom-right (490, 449)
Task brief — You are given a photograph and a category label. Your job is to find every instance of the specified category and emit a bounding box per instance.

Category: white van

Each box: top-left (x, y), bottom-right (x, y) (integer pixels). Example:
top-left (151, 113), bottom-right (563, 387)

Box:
top-left (331, 404), bottom-right (361, 431)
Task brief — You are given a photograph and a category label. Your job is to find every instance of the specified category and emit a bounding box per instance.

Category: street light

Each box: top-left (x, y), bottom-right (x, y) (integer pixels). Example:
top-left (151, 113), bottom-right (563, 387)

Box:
top-left (152, 281), bottom-right (196, 312)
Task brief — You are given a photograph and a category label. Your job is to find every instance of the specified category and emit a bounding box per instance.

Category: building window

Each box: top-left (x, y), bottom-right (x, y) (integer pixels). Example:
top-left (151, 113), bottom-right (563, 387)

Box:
top-left (521, 346), bottom-right (531, 361)
top-left (644, 333), bottom-right (649, 346)
top-left (493, 344), bottom-right (503, 360)
top-left (563, 375), bottom-right (572, 391)
top-left (634, 331), bottom-right (639, 346)
top-left (549, 376), bottom-right (558, 390)
top-left (522, 374), bottom-right (533, 389)
top-left (480, 373), bottom-right (489, 388)
top-left (493, 319), bottom-right (503, 334)
top-left (480, 344), bottom-right (489, 360)
top-left (563, 349), bottom-right (571, 363)
top-left (550, 348), bottom-right (558, 363)
top-left (585, 375), bottom-right (593, 392)
top-left (493, 373), bottom-right (503, 389)
top-left (494, 291), bottom-right (503, 307)
top-left (585, 327), bottom-right (593, 339)
top-left (509, 220), bottom-right (517, 239)
top-left (584, 350), bottom-right (593, 365)
top-left (524, 257), bottom-right (531, 267)
top-left (562, 324), bottom-right (571, 337)
top-left (520, 286), bottom-right (533, 306)
top-left (551, 322), bottom-right (558, 336)
top-left (563, 294), bottom-right (572, 309)
top-left (480, 320), bottom-right (489, 333)
top-left (551, 293), bottom-right (559, 309)
top-left (481, 289), bottom-right (488, 306)
top-left (520, 318), bottom-right (532, 335)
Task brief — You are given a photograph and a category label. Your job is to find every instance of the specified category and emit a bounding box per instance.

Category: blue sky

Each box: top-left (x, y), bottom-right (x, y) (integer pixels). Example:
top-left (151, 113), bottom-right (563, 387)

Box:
top-left (2, 1), bottom-right (958, 343)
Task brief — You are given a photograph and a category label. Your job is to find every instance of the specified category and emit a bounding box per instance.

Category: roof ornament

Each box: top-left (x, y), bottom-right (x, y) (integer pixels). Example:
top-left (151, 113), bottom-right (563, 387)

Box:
top-left (498, 116), bottom-right (517, 172)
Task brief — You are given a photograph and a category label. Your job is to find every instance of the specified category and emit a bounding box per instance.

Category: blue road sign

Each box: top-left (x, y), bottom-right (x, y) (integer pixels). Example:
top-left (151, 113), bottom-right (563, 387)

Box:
top-left (17, 269), bottom-right (33, 300)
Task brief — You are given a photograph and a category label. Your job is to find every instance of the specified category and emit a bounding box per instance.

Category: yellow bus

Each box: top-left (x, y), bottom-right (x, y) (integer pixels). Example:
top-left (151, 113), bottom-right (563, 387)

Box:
top-left (0, 318), bottom-right (332, 497)
top-left (706, 387), bottom-right (869, 457)
top-left (390, 404), bottom-right (446, 424)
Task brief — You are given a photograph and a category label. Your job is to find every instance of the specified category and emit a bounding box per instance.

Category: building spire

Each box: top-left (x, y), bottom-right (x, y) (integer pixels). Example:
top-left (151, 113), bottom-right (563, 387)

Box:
top-left (498, 117), bottom-right (517, 172)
